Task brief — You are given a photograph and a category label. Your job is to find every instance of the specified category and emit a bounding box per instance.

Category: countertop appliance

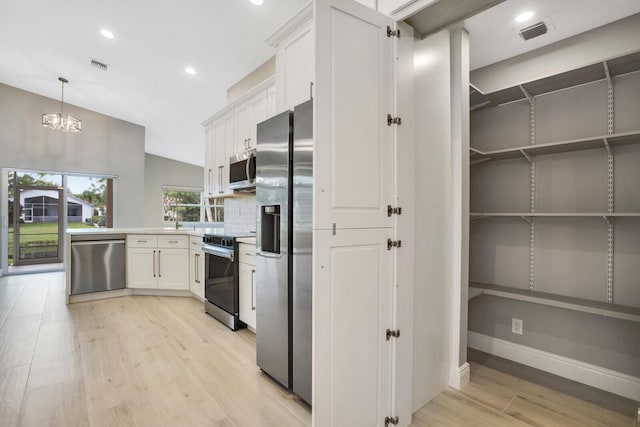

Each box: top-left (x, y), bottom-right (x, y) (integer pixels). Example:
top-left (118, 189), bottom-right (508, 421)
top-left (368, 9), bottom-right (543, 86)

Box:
top-left (202, 232), bottom-right (254, 330)
top-left (229, 149), bottom-right (256, 192)
top-left (256, 99), bottom-right (313, 404)
top-left (70, 234), bottom-right (126, 295)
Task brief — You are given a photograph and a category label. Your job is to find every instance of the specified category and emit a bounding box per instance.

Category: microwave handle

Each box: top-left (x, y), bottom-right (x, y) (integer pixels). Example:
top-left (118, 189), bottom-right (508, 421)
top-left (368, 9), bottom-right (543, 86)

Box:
top-left (246, 154), bottom-right (251, 182)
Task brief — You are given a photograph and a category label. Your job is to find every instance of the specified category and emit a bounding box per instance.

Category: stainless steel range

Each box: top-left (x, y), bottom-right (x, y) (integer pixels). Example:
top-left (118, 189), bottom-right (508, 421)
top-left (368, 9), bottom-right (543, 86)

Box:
top-left (202, 233), bottom-right (245, 330)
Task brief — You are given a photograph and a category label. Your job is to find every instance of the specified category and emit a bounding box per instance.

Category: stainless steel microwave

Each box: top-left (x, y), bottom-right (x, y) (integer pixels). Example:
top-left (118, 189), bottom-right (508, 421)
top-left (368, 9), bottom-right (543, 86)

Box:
top-left (229, 149), bottom-right (256, 191)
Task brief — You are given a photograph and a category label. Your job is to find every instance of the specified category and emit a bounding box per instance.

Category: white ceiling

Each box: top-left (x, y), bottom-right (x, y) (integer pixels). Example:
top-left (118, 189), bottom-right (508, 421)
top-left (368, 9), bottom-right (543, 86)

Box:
top-left (466, 0), bottom-right (640, 71)
top-left (0, 0), bottom-right (307, 166)
top-left (2, 0), bottom-right (640, 167)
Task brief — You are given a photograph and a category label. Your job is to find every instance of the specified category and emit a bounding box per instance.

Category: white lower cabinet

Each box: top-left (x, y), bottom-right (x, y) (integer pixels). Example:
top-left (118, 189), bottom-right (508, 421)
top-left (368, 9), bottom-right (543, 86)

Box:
top-left (127, 235), bottom-right (189, 290)
top-left (189, 236), bottom-right (205, 299)
top-left (238, 243), bottom-right (256, 331)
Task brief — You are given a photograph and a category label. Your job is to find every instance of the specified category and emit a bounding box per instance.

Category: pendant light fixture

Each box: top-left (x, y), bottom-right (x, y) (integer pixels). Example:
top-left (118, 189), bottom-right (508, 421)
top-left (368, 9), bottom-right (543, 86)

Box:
top-left (42, 77), bottom-right (82, 132)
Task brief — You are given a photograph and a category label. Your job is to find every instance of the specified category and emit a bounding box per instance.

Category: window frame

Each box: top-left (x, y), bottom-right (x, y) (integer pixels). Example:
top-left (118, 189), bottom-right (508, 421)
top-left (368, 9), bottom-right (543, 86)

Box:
top-left (161, 186), bottom-right (224, 227)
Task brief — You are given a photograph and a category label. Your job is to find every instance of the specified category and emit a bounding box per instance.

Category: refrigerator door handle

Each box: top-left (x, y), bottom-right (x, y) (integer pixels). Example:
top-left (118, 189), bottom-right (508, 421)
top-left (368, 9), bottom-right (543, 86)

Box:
top-left (251, 269), bottom-right (256, 310)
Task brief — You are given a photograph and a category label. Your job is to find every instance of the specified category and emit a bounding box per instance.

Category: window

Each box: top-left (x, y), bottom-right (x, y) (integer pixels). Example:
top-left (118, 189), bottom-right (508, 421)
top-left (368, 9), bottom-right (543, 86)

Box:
top-left (205, 197), bottom-right (224, 222)
top-left (163, 187), bottom-right (202, 223)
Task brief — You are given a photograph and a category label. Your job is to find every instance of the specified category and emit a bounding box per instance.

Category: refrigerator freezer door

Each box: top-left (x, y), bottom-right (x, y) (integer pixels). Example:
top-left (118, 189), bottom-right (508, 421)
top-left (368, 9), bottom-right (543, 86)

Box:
top-left (256, 110), bottom-right (293, 389)
top-left (292, 99), bottom-right (313, 404)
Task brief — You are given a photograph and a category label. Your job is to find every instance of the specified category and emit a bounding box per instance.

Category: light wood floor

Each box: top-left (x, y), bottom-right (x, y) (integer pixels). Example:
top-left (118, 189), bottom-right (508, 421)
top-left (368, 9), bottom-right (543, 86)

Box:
top-left (0, 272), bottom-right (636, 426)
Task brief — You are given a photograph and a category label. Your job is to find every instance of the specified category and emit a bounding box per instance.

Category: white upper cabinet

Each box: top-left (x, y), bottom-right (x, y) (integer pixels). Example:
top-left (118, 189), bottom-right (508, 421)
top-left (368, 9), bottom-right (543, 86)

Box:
top-left (314, 0), bottom-right (395, 231)
top-left (212, 111), bottom-right (234, 196)
top-left (204, 125), bottom-right (215, 196)
top-left (266, 84), bottom-right (277, 117)
top-left (271, 16), bottom-right (314, 113)
top-left (234, 100), bottom-right (253, 153)
top-left (202, 78), bottom-right (274, 198)
top-left (234, 89), bottom-right (267, 153)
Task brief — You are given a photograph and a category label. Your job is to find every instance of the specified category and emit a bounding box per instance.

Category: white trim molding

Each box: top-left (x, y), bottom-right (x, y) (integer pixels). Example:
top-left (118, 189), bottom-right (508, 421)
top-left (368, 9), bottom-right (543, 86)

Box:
top-left (468, 332), bottom-right (640, 401)
top-left (265, 1), bottom-right (313, 48)
top-left (449, 362), bottom-right (471, 390)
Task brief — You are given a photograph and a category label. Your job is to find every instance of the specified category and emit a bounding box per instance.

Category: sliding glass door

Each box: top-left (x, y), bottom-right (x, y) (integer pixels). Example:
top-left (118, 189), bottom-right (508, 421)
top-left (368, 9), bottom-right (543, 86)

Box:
top-left (12, 173), bottom-right (64, 265)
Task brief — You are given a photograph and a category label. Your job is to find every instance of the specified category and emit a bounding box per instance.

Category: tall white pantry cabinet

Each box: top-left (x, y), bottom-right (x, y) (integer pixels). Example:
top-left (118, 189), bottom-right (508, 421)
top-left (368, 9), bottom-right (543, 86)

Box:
top-left (299, 0), bottom-right (419, 426)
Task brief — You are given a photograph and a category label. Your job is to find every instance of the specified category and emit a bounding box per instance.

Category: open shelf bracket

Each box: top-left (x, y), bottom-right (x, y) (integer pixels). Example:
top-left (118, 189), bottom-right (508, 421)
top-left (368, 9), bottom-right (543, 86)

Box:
top-left (520, 215), bottom-right (533, 225)
top-left (603, 138), bottom-right (612, 156)
top-left (519, 149), bottom-right (534, 164)
top-left (519, 85), bottom-right (534, 105)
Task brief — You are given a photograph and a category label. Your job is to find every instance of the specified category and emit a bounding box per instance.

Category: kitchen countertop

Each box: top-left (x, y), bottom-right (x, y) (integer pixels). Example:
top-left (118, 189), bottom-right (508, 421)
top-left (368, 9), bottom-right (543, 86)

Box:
top-left (237, 236), bottom-right (256, 244)
top-left (66, 227), bottom-right (225, 238)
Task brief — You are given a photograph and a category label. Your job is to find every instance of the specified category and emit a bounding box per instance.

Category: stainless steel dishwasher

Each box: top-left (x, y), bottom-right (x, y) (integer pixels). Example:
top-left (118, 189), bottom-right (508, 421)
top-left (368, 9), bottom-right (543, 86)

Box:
top-left (70, 234), bottom-right (126, 295)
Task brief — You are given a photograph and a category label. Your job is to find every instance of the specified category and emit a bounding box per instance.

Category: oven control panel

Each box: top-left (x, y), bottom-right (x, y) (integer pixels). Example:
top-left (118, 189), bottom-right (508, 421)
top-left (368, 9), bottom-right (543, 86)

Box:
top-left (202, 235), bottom-right (234, 248)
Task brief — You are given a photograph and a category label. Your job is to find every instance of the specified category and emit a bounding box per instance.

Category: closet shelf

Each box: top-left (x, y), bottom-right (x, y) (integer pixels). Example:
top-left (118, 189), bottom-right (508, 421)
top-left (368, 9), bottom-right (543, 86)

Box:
top-left (470, 50), bottom-right (640, 111)
top-left (470, 130), bottom-right (640, 164)
top-left (469, 282), bottom-right (640, 323)
top-left (471, 212), bottom-right (640, 219)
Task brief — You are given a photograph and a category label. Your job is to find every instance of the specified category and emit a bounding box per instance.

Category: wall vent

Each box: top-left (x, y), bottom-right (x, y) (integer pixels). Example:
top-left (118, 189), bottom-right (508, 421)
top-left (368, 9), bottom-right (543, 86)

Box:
top-left (90, 58), bottom-right (108, 71)
top-left (519, 21), bottom-right (548, 41)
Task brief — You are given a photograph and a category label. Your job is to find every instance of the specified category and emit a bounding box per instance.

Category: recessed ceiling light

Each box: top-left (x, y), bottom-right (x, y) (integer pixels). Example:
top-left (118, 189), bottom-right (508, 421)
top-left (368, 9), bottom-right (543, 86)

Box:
top-left (515, 11), bottom-right (534, 23)
top-left (185, 67), bottom-right (196, 75)
top-left (250, 0), bottom-right (264, 5)
top-left (100, 29), bottom-right (115, 39)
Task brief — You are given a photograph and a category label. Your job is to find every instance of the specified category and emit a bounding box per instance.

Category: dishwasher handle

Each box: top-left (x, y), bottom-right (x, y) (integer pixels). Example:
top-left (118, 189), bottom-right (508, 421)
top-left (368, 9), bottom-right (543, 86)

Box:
top-left (71, 240), bottom-right (125, 246)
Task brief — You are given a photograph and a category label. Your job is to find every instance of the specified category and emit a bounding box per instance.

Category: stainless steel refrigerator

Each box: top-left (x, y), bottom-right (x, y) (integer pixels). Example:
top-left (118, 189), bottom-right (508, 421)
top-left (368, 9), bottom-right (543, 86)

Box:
top-left (256, 99), bottom-right (312, 404)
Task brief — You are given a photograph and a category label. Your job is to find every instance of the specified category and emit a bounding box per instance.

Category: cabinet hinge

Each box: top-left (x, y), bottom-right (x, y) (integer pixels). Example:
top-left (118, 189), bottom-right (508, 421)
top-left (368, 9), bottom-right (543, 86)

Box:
top-left (386, 329), bottom-right (400, 341)
top-left (387, 114), bottom-right (402, 126)
top-left (386, 25), bottom-right (400, 38)
top-left (387, 205), bottom-right (402, 217)
top-left (387, 239), bottom-right (402, 250)
top-left (385, 415), bottom-right (400, 426)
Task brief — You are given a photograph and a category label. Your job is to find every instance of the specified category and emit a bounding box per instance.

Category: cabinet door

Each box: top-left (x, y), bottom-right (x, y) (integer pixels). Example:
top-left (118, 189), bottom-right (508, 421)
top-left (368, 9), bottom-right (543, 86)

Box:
top-left (127, 248), bottom-right (157, 289)
top-left (190, 250), bottom-right (204, 299)
top-left (266, 84), bottom-right (277, 117)
top-left (204, 124), bottom-right (215, 196)
top-left (234, 100), bottom-right (252, 153)
top-left (239, 262), bottom-right (257, 330)
top-left (314, 0), bottom-right (394, 231)
top-left (276, 21), bottom-right (314, 112)
top-left (213, 112), bottom-right (233, 196)
top-left (248, 91), bottom-right (267, 150)
top-left (313, 228), bottom-right (393, 427)
top-left (157, 249), bottom-right (189, 290)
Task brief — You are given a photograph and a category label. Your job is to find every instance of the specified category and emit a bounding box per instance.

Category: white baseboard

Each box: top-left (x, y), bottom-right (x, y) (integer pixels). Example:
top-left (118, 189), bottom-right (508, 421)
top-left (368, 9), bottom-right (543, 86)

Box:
top-left (449, 362), bottom-right (471, 390)
top-left (468, 331), bottom-right (640, 401)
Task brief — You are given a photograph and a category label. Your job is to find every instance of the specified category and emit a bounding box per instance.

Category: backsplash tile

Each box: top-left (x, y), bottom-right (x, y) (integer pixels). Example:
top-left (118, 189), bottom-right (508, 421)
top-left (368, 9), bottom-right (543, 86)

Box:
top-left (224, 196), bottom-right (257, 234)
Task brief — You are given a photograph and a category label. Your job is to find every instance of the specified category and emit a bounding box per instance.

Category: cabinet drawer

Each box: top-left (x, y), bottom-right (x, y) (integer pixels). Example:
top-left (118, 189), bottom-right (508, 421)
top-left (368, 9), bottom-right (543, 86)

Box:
top-left (239, 243), bottom-right (256, 266)
top-left (158, 235), bottom-right (188, 249)
top-left (189, 235), bottom-right (203, 250)
top-left (128, 234), bottom-right (158, 248)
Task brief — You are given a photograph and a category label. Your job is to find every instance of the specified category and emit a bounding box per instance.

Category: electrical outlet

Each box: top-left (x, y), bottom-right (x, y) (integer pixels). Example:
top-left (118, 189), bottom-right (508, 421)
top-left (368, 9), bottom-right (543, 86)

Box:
top-left (512, 318), bottom-right (523, 335)
top-left (236, 207), bottom-right (241, 216)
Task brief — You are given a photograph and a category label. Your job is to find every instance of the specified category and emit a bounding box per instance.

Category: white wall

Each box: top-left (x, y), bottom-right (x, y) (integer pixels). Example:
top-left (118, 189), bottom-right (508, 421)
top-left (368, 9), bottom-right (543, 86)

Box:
top-left (143, 153), bottom-right (203, 228)
top-left (0, 82), bottom-right (145, 265)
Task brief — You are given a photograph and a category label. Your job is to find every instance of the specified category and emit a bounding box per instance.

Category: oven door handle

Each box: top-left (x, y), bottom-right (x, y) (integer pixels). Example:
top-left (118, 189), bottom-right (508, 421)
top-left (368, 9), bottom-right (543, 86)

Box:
top-left (202, 245), bottom-right (235, 262)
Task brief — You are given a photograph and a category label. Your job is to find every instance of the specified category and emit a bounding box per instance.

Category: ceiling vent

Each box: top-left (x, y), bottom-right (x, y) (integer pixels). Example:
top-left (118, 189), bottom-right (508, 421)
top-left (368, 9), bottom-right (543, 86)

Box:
top-left (519, 21), bottom-right (548, 41)
top-left (90, 58), bottom-right (108, 71)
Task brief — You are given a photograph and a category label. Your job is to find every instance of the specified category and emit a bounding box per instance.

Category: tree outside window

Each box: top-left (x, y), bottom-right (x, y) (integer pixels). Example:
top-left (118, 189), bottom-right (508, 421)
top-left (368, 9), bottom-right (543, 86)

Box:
top-left (163, 188), bottom-right (202, 223)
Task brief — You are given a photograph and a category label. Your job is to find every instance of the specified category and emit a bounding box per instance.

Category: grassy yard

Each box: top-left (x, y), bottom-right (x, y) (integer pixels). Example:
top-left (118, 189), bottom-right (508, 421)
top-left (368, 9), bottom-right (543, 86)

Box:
top-left (7, 222), bottom-right (95, 263)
